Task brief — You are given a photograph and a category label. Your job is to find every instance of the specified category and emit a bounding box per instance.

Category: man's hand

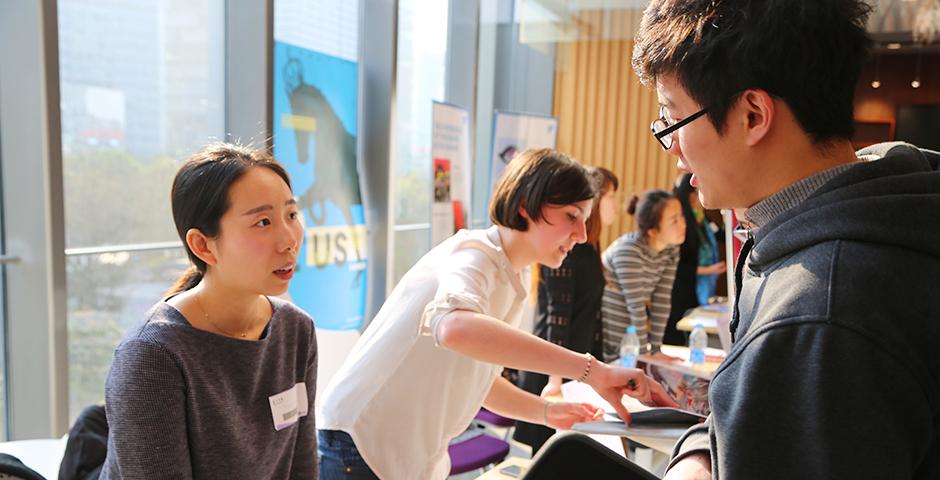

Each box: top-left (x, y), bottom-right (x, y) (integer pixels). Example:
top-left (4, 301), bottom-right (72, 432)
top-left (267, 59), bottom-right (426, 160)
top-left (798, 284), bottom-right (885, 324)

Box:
top-left (663, 453), bottom-right (711, 480)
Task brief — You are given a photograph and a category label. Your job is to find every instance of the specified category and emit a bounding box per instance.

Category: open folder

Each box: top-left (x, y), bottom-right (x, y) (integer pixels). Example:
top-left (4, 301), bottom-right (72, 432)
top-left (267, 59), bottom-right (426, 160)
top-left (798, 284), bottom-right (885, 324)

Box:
top-left (607, 408), bottom-right (705, 427)
top-left (563, 381), bottom-right (697, 451)
top-left (560, 380), bottom-right (706, 425)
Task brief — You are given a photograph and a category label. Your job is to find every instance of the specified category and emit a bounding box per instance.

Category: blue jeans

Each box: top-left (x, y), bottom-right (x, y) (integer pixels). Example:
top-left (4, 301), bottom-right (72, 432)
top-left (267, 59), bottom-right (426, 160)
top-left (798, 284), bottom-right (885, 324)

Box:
top-left (318, 430), bottom-right (380, 480)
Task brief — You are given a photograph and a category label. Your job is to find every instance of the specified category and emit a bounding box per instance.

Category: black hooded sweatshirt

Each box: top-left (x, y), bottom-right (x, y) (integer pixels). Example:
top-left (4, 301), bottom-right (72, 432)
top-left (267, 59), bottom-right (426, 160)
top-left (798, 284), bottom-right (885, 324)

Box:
top-left (670, 143), bottom-right (940, 479)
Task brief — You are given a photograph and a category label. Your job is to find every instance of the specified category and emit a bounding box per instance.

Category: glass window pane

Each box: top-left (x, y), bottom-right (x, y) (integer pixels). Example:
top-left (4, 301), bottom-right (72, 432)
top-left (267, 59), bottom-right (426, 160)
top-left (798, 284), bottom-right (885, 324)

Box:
top-left (392, 228), bottom-right (431, 286)
top-left (393, 0), bottom-right (449, 227)
top-left (66, 249), bottom-right (188, 421)
top-left (58, 0), bottom-right (224, 248)
top-left (0, 109), bottom-right (6, 440)
top-left (58, 0), bottom-right (224, 421)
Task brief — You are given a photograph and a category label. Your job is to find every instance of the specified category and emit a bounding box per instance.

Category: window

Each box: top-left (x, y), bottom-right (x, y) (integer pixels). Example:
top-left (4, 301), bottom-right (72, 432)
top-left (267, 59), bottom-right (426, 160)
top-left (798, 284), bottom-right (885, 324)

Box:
top-left (58, 0), bottom-right (224, 421)
top-left (389, 0), bottom-right (450, 286)
top-left (0, 80), bottom-right (7, 439)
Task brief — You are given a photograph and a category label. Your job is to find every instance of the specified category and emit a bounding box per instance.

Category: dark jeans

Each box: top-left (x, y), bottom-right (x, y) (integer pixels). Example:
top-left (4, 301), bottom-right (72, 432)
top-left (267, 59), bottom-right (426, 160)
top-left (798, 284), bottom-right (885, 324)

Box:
top-left (317, 430), bottom-right (380, 480)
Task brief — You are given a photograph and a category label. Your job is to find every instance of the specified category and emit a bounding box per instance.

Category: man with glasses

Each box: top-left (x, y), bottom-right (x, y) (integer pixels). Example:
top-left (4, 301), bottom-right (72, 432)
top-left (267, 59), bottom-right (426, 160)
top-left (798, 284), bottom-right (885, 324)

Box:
top-left (632, 1), bottom-right (940, 479)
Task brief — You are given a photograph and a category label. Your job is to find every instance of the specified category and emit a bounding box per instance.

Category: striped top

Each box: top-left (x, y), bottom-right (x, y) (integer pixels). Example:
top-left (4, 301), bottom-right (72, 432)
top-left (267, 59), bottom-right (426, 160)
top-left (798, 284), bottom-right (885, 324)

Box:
top-left (600, 231), bottom-right (680, 361)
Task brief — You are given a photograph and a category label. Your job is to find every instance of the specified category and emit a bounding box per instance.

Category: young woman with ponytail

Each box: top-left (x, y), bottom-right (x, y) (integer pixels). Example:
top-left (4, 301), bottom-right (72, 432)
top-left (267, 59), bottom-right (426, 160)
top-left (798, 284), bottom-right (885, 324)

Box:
top-left (99, 143), bottom-right (318, 479)
top-left (600, 189), bottom-right (686, 362)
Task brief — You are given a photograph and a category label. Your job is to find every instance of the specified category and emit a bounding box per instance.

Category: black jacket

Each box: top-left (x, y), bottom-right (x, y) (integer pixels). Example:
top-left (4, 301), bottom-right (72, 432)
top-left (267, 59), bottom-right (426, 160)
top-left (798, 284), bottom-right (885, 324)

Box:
top-left (672, 143), bottom-right (940, 479)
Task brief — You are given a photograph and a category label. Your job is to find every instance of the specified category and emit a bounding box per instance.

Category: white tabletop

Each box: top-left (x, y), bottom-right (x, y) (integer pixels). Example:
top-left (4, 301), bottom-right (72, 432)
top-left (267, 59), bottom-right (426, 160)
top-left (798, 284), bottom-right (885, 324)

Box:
top-left (0, 437), bottom-right (67, 480)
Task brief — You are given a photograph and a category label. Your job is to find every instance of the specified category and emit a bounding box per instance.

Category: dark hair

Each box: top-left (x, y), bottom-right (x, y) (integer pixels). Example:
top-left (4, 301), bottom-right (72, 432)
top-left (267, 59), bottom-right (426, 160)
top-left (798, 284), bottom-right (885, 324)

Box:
top-left (673, 172), bottom-right (698, 226)
top-left (632, 0), bottom-right (873, 143)
top-left (489, 148), bottom-right (596, 231)
top-left (628, 189), bottom-right (675, 237)
top-left (674, 172), bottom-right (695, 200)
top-left (168, 143), bottom-right (292, 295)
top-left (595, 167), bottom-right (619, 194)
top-left (585, 167), bottom-right (619, 249)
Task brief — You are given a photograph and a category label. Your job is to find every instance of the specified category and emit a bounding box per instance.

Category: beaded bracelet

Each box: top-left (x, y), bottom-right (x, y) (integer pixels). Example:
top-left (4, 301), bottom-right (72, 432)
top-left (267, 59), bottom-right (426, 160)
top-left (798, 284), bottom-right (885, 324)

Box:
top-left (576, 352), bottom-right (594, 383)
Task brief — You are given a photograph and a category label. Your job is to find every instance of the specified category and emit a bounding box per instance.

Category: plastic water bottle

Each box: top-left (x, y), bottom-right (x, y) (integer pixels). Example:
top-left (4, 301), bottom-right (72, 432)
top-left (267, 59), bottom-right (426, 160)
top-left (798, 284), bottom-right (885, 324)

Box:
top-left (620, 326), bottom-right (640, 368)
top-left (689, 323), bottom-right (707, 365)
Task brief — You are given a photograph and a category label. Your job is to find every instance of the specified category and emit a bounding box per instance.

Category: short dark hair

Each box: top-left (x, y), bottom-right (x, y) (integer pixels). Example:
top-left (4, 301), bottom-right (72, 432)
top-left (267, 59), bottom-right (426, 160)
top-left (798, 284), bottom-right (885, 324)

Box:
top-left (632, 0), bottom-right (873, 143)
top-left (168, 143), bottom-right (291, 294)
top-left (628, 189), bottom-right (675, 237)
top-left (489, 148), bottom-right (596, 231)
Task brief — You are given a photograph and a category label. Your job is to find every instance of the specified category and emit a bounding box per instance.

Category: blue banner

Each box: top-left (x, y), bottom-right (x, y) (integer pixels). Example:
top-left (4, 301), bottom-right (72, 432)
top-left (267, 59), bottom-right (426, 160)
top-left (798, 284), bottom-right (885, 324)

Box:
top-left (273, 40), bottom-right (366, 331)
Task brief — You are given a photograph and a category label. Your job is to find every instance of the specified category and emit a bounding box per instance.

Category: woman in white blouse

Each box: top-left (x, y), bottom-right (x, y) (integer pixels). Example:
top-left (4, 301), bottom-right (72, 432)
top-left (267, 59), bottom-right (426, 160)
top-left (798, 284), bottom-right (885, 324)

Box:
top-left (319, 148), bottom-right (675, 480)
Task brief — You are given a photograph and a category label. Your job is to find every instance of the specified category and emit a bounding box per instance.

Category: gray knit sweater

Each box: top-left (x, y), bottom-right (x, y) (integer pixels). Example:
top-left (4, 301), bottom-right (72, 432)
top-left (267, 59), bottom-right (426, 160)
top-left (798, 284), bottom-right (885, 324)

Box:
top-left (670, 143), bottom-right (940, 479)
top-left (100, 297), bottom-right (318, 479)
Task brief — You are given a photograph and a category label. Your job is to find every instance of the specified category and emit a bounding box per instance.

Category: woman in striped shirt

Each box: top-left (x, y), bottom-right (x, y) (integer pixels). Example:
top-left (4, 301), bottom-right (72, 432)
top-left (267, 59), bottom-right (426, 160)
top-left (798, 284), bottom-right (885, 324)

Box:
top-left (601, 189), bottom-right (686, 361)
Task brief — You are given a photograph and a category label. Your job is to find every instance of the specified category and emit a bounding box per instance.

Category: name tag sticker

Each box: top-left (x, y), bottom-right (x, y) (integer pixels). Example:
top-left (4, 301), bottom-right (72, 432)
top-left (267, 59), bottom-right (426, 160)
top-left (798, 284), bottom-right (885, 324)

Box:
top-left (269, 382), bottom-right (309, 431)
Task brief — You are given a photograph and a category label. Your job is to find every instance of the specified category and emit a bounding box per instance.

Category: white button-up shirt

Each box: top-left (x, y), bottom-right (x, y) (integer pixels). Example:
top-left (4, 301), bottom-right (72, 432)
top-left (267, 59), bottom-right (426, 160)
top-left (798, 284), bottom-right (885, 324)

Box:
top-left (319, 227), bottom-right (529, 479)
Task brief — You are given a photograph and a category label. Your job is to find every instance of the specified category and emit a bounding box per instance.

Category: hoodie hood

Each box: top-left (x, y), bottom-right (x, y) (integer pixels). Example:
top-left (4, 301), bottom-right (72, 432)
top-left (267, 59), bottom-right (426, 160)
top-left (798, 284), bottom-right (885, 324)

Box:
top-left (748, 142), bottom-right (940, 270)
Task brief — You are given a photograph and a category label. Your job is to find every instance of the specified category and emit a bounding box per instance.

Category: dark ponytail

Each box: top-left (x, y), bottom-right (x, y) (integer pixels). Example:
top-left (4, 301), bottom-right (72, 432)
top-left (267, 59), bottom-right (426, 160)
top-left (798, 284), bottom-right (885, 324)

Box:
top-left (167, 267), bottom-right (204, 296)
top-left (626, 195), bottom-right (640, 215)
top-left (630, 189), bottom-right (674, 238)
top-left (166, 143), bottom-right (291, 296)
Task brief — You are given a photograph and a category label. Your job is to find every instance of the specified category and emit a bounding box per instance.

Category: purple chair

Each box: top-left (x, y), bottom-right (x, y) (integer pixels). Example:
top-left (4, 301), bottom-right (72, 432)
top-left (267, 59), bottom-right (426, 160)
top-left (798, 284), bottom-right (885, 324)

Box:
top-left (448, 432), bottom-right (511, 475)
top-left (474, 408), bottom-right (516, 441)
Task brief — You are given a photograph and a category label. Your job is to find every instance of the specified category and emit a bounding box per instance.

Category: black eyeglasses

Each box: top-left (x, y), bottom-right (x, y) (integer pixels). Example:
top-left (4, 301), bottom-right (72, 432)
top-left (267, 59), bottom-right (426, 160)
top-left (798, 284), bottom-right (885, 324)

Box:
top-left (650, 105), bottom-right (710, 150)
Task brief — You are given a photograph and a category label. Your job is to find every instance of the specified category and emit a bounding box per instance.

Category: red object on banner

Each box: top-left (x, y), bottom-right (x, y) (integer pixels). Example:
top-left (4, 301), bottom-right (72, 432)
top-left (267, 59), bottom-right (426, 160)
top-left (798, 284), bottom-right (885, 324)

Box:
top-left (452, 200), bottom-right (464, 230)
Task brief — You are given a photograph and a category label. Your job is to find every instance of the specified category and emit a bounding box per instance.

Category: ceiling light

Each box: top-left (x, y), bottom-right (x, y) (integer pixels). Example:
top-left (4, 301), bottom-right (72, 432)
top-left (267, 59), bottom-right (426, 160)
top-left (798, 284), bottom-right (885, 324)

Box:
top-left (912, 51), bottom-right (923, 89)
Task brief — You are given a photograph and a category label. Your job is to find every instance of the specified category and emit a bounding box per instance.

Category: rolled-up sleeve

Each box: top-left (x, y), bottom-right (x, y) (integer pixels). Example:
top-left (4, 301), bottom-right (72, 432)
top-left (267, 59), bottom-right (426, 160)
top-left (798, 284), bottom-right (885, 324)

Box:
top-left (419, 247), bottom-right (495, 344)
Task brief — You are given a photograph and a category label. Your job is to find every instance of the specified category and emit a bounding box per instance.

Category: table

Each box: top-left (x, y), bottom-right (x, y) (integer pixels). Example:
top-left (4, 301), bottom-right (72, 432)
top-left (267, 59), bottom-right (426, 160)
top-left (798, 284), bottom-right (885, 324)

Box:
top-left (675, 303), bottom-right (733, 350)
top-left (641, 345), bottom-right (724, 380)
top-left (676, 317), bottom-right (720, 335)
top-left (0, 436), bottom-right (67, 479)
top-left (676, 303), bottom-right (730, 332)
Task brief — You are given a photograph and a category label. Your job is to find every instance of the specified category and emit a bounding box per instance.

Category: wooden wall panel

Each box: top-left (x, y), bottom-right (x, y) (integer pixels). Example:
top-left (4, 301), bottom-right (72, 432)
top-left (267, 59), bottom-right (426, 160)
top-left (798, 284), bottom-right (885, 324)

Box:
top-left (553, 10), bottom-right (678, 250)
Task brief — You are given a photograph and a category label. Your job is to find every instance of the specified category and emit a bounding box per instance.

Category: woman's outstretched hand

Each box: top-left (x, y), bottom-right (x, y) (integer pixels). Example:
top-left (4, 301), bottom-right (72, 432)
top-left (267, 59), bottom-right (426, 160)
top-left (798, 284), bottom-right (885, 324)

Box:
top-left (585, 362), bottom-right (677, 424)
top-left (544, 402), bottom-right (604, 430)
